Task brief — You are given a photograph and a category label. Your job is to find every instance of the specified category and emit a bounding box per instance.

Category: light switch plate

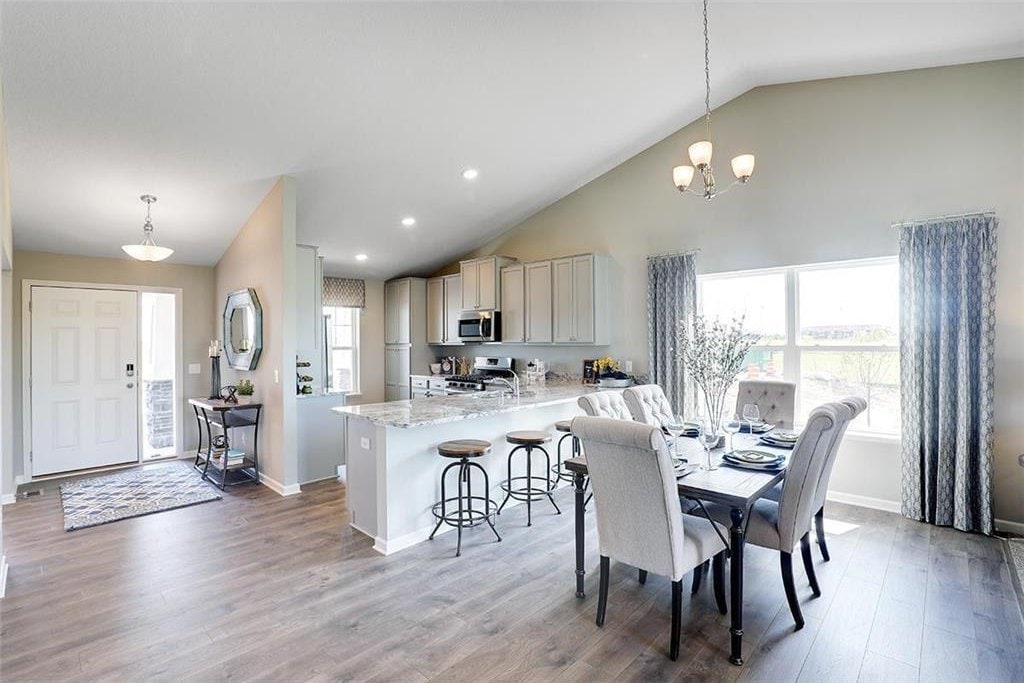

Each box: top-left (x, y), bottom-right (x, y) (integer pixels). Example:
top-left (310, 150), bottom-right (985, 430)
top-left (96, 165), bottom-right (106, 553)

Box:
top-left (360, 437), bottom-right (371, 450)
top-left (188, 363), bottom-right (201, 375)
top-left (624, 360), bottom-right (633, 373)
top-left (274, 369), bottom-right (279, 384)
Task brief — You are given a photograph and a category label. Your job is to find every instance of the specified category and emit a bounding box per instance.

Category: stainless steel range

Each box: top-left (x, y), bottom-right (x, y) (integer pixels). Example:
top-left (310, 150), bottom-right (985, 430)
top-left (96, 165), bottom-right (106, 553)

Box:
top-left (444, 357), bottom-right (516, 394)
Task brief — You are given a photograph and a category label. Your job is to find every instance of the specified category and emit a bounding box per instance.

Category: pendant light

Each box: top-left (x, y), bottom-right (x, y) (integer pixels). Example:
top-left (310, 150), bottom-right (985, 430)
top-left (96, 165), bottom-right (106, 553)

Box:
top-left (673, 0), bottom-right (755, 200)
top-left (122, 194), bottom-right (173, 261)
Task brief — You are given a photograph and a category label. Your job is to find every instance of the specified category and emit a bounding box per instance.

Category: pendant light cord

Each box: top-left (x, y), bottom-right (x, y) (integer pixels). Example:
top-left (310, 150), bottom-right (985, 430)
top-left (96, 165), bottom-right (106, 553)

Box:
top-left (703, 0), bottom-right (712, 142)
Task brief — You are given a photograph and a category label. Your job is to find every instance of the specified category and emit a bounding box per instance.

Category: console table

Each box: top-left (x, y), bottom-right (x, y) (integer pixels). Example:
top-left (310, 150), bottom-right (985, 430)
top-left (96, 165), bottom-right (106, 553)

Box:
top-left (189, 398), bottom-right (263, 490)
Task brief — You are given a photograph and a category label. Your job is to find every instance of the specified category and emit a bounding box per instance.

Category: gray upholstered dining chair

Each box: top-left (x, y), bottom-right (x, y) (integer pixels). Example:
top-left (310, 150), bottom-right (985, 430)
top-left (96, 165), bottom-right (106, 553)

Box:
top-left (690, 402), bottom-right (849, 630)
top-left (578, 390), bottom-right (634, 420)
top-left (622, 384), bottom-right (676, 427)
top-left (571, 416), bottom-right (729, 661)
top-left (735, 379), bottom-right (797, 429)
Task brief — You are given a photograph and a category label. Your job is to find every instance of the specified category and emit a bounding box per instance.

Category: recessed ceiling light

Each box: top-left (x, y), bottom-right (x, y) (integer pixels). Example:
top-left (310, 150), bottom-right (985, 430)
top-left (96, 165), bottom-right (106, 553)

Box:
top-left (401, 217), bottom-right (416, 227)
top-left (461, 168), bottom-right (479, 181)
top-left (355, 253), bottom-right (368, 261)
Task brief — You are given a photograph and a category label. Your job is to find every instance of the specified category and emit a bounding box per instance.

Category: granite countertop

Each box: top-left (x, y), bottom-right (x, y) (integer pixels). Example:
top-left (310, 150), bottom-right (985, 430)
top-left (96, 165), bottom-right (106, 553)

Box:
top-left (332, 383), bottom-right (601, 428)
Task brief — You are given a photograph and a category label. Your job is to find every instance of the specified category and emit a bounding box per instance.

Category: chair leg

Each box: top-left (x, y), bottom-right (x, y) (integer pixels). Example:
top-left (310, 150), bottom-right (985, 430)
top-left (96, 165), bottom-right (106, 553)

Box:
top-left (712, 552), bottom-right (728, 615)
top-left (691, 560), bottom-right (708, 594)
top-left (596, 556), bottom-right (610, 627)
top-left (801, 533), bottom-right (821, 597)
top-left (815, 506), bottom-right (830, 562)
top-left (670, 579), bottom-right (682, 661)
top-left (638, 569), bottom-right (647, 585)
top-left (780, 552), bottom-right (805, 630)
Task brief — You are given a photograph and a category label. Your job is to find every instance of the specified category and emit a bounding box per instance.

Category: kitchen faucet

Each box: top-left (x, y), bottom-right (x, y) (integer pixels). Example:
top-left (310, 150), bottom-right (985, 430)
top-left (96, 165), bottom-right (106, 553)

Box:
top-left (489, 372), bottom-right (520, 400)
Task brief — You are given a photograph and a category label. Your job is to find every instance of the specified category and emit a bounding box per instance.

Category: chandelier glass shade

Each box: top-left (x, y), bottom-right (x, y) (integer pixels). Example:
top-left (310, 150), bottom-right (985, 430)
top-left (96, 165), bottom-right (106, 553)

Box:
top-left (673, 0), bottom-right (755, 200)
top-left (122, 194), bottom-right (173, 262)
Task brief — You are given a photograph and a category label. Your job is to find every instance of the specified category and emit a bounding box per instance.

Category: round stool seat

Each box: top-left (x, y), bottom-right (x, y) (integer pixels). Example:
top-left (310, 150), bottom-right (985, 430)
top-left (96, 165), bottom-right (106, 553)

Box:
top-left (554, 420), bottom-right (573, 433)
top-left (438, 439), bottom-right (492, 458)
top-left (506, 430), bottom-right (552, 446)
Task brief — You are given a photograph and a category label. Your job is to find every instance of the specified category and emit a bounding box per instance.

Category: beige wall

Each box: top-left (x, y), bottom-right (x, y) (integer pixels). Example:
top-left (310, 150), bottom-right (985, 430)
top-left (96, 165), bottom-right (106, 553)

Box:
top-left (444, 59), bottom-right (1024, 524)
top-left (352, 279), bottom-right (386, 405)
top-left (8, 250), bottom-right (216, 492)
top-left (1, 57), bottom-right (11, 592)
top-left (214, 177), bottom-right (299, 491)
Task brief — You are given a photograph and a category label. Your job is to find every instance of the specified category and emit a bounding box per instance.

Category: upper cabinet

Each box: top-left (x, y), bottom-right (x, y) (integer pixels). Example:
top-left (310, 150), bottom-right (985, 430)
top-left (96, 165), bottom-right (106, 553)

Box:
top-left (525, 261), bottom-right (553, 344)
top-left (426, 274), bottom-right (463, 345)
top-left (552, 254), bottom-right (608, 345)
top-left (500, 265), bottom-right (525, 343)
top-left (295, 245), bottom-right (323, 354)
top-left (460, 256), bottom-right (516, 311)
top-left (384, 278), bottom-right (412, 344)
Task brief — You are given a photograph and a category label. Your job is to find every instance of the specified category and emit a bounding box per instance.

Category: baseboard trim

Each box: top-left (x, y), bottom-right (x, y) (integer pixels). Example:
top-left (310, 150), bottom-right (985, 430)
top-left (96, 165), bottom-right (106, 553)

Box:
top-left (996, 518), bottom-right (1024, 535)
top-left (1, 493), bottom-right (15, 506)
top-left (826, 490), bottom-right (900, 514)
top-left (0, 555), bottom-right (8, 598)
top-left (259, 473), bottom-right (301, 497)
top-left (373, 523), bottom-right (448, 556)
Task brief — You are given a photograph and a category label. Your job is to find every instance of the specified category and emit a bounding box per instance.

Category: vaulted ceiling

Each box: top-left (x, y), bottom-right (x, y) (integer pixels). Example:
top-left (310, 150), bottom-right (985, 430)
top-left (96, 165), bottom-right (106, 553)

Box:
top-left (3, 2), bottom-right (1022, 277)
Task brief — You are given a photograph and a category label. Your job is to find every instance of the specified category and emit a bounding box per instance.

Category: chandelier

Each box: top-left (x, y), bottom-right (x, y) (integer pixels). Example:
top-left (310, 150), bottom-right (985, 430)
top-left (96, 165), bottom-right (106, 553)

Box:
top-left (673, 0), bottom-right (755, 200)
top-left (122, 194), bottom-right (174, 262)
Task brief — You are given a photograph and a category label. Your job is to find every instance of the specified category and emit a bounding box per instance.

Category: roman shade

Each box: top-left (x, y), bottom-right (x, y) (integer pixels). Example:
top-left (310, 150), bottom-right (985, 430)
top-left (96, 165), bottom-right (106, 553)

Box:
top-left (323, 277), bottom-right (365, 308)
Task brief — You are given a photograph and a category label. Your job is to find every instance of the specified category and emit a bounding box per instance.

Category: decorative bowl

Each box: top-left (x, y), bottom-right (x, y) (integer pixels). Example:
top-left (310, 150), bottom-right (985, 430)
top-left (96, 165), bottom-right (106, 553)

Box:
top-left (597, 378), bottom-right (633, 388)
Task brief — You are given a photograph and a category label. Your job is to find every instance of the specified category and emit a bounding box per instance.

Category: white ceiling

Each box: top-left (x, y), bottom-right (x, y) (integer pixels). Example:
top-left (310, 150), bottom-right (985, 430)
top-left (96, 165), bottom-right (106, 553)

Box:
top-left (3, 2), bottom-right (1022, 278)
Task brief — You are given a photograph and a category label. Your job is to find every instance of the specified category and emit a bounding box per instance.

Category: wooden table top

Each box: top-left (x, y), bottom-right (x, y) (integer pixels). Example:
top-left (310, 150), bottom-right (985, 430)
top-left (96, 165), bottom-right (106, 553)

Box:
top-left (188, 397), bottom-right (263, 411)
top-left (563, 434), bottom-right (789, 508)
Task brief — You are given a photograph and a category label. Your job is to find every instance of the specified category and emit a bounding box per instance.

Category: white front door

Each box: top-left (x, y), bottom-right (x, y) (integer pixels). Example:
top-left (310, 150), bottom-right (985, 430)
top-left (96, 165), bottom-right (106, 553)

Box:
top-left (31, 286), bottom-right (140, 475)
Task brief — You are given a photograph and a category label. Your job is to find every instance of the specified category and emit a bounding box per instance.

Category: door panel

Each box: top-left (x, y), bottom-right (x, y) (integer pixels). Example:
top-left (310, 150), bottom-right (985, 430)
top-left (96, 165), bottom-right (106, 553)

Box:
top-left (460, 261), bottom-right (479, 310)
top-left (552, 258), bottom-right (574, 342)
top-left (573, 256), bottom-right (595, 343)
top-left (31, 287), bottom-right (139, 475)
top-left (426, 278), bottom-right (444, 344)
top-left (525, 262), bottom-right (553, 343)
top-left (477, 258), bottom-right (496, 310)
top-left (444, 275), bottom-right (462, 343)
top-left (500, 266), bottom-right (525, 343)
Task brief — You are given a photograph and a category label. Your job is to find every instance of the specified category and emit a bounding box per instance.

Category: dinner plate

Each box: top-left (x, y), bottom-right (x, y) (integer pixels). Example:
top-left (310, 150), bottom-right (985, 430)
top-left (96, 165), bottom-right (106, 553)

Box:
top-left (727, 449), bottom-right (784, 464)
top-left (759, 435), bottom-right (796, 450)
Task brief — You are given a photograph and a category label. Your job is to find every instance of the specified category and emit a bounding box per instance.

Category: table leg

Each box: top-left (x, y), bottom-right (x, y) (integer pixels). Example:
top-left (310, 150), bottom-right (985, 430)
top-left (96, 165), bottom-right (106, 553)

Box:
top-left (573, 470), bottom-right (586, 599)
top-left (729, 506), bottom-right (746, 666)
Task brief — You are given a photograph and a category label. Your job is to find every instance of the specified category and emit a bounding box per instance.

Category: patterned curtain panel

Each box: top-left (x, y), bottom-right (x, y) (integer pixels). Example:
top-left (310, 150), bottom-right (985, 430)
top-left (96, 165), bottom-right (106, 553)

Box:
top-left (647, 252), bottom-right (697, 416)
top-left (323, 277), bottom-right (365, 308)
top-left (899, 213), bottom-right (998, 535)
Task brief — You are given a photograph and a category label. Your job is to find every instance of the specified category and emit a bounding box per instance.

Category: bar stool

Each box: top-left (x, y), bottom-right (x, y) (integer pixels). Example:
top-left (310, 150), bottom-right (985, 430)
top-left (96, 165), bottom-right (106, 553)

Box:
top-left (429, 439), bottom-right (501, 557)
top-left (498, 431), bottom-right (561, 526)
top-left (551, 420), bottom-right (580, 486)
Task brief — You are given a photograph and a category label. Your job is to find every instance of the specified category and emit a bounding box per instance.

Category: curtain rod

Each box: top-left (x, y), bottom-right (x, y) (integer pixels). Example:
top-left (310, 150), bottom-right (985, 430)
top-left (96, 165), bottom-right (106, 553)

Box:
top-left (647, 248), bottom-right (701, 260)
top-left (891, 210), bottom-right (995, 228)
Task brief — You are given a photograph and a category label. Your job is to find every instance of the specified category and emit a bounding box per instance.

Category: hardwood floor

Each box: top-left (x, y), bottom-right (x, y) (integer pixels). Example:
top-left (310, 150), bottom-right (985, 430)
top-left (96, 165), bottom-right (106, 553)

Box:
top-left (2, 475), bottom-right (1023, 682)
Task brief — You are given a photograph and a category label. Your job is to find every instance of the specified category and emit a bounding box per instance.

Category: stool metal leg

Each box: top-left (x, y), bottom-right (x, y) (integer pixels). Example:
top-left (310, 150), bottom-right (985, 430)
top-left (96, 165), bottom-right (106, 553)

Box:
top-left (470, 461), bottom-right (501, 542)
top-left (430, 461), bottom-right (460, 541)
top-left (526, 445), bottom-right (533, 526)
top-left (456, 459), bottom-right (467, 556)
top-left (536, 445), bottom-right (561, 515)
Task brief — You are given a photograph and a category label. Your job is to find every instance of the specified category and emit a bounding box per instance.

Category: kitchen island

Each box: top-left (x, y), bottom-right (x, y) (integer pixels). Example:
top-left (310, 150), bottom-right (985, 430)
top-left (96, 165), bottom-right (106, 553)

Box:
top-left (333, 384), bottom-right (600, 554)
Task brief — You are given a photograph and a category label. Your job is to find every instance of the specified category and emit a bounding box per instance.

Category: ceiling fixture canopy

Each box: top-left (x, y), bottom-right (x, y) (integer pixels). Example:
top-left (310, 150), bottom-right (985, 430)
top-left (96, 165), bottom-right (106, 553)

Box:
top-left (121, 194), bottom-right (173, 261)
top-left (673, 0), bottom-right (754, 200)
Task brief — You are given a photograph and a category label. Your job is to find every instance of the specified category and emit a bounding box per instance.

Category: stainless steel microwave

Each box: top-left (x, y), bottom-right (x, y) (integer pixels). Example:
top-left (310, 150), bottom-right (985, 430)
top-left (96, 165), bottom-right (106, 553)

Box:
top-left (458, 310), bottom-right (501, 343)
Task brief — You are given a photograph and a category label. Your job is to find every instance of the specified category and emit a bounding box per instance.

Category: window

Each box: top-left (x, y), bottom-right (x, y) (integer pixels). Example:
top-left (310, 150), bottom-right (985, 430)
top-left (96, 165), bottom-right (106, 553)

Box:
top-left (699, 257), bottom-right (899, 435)
top-left (325, 306), bottom-right (360, 393)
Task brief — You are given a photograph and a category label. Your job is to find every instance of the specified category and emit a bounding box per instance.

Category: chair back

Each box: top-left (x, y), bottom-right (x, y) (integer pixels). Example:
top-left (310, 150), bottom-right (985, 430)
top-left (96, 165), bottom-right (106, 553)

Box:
top-left (776, 402), bottom-right (846, 550)
top-left (623, 384), bottom-right (676, 427)
top-left (578, 391), bottom-right (633, 420)
top-left (571, 416), bottom-right (691, 581)
top-left (735, 380), bottom-right (797, 429)
top-left (811, 396), bottom-right (867, 511)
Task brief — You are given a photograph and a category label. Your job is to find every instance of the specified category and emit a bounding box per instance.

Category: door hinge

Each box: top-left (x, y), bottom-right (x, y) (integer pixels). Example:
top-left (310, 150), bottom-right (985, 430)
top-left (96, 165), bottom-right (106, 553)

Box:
top-left (28, 300), bottom-right (32, 312)
top-left (29, 451), bottom-right (33, 462)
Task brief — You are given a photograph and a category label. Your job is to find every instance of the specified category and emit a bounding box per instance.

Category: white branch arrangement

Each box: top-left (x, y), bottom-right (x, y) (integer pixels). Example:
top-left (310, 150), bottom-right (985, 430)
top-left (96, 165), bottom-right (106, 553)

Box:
top-left (676, 315), bottom-right (757, 431)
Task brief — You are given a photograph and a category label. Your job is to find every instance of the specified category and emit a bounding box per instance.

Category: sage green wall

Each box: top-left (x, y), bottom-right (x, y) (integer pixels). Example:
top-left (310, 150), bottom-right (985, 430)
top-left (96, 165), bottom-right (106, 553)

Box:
top-left (447, 59), bottom-right (1024, 524)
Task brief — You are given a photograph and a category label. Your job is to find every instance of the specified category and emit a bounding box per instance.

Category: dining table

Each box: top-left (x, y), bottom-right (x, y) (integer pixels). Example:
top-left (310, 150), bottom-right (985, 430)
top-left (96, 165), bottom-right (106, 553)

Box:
top-left (562, 432), bottom-right (791, 666)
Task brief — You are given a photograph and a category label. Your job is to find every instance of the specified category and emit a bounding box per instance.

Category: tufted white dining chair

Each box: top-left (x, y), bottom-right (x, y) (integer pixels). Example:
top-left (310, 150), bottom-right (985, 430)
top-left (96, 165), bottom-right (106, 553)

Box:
top-left (571, 416), bottom-right (728, 660)
top-left (622, 384), bottom-right (676, 427)
top-left (735, 380), bottom-right (797, 429)
top-left (690, 402), bottom-right (849, 630)
top-left (578, 391), bottom-right (634, 420)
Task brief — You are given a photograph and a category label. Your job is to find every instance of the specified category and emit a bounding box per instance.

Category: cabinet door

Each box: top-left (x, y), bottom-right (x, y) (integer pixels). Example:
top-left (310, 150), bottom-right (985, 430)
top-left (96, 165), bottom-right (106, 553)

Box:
top-left (477, 258), bottom-right (496, 310)
top-left (426, 278), bottom-right (444, 344)
top-left (460, 261), bottom-right (479, 311)
top-left (525, 261), bottom-right (553, 343)
top-left (572, 255), bottom-right (595, 343)
top-left (395, 279), bottom-right (411, 344)
top-left (384, 281), bottom-right (399, 344)
top-left (500, 265), bottom-right (525, 343)
top-left (552, 257), bottom-right (574, 343)
top-left (384, 346), bottom-right (411, 386)
top-left (444, 275), bottom-right (462, 343)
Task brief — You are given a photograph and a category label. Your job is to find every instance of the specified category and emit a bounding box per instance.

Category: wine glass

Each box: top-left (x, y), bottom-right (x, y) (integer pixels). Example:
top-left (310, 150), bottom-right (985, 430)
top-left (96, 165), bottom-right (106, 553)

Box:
top-left (742, 403), bottom-right (761, 436)
top-left (699, 418), bottom-right (720, 471)
top-left (722, 414), bottom-right (741, 453)
top-left (663, 414), bottom-right (687, 462)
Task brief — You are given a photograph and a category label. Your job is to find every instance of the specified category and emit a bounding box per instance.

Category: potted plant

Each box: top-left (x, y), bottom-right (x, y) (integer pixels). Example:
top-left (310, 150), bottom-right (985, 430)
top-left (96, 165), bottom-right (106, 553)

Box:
top-left (236, 379), bottom-right (254, 396)
top-left (594, 356), bottom-right (633, 388)
top-left (676, 315), bottom-right (756, 435)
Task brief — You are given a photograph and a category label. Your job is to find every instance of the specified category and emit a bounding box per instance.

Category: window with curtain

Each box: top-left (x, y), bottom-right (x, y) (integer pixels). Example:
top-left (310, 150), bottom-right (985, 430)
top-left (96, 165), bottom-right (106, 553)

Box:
top-left (322, 277), bottom-right (365, 394)
top-left (699, 257), bottom-right (899, 435)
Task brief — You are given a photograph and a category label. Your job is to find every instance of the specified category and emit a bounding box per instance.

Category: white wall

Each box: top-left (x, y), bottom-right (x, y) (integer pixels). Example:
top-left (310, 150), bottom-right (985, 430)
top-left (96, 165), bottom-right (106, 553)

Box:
top-left (441, 59), bottom-right (1024, 525)
top-left (0, 49), bottom-right (12, 594)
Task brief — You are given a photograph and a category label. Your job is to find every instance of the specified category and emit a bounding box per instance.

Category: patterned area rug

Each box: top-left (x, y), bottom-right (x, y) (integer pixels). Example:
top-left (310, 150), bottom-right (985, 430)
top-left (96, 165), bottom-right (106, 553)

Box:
top-left (60, 462), bottom-right (221, 531)
top-left (1005, 538), bottom-right (1024, 612)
